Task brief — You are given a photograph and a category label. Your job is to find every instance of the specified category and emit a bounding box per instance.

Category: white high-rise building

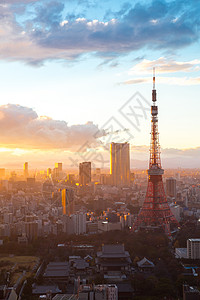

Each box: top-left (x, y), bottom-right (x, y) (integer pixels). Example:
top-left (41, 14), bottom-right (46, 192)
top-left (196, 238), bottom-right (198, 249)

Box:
top-left (63, 213), bottom-right (86, 235)
top-left (74, 212), bottom-right (86, 235)
top-left (110, 143), bottom-right (130, 186)
top-left (107, 285), bottom-right (118, 300)
top-left (187, 239), bottom-right (200, 259)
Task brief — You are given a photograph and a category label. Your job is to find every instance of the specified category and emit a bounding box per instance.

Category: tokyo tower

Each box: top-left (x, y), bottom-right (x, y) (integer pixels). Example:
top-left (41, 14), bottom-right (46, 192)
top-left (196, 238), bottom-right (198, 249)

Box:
top-left (133, 69), bottom-right (179, 236)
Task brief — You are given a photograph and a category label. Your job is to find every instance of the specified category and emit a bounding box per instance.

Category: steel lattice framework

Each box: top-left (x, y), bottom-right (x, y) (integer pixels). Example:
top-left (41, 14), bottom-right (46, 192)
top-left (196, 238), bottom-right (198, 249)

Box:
top-left (133, 69), bottom-right (179, 236)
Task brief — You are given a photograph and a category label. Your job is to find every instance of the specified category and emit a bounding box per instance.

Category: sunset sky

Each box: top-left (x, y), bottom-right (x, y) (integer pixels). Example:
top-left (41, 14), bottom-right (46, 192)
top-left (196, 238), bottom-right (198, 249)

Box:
top-left (0, 0), bottom-right (200, 169)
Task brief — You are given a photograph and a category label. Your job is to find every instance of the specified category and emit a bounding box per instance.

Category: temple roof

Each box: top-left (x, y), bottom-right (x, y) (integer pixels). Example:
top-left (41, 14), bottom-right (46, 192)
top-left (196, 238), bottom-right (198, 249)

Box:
top-left (137, 257), bottom-right (155, 268)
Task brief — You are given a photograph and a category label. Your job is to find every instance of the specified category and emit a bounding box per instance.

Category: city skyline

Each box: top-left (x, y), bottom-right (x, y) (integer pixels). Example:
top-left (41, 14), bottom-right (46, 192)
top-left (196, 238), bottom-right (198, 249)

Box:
top-left (1, 2), bottom-right (200, 297)
top-left (0, 0), bottom-right (200, 168)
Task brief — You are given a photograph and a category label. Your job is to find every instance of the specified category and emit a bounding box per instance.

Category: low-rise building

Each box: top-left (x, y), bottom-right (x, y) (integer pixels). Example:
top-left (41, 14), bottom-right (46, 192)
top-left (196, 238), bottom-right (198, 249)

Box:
top-left (175, 248), bottom-right (187, 259)
top-left (32, 284), bottom-right (61, 297)
top-left (43, 262), bottom-right (69, 283)
top-left (137, 257), bottom-right (155, 273)
top-left (69, 256), bottom-right (90, 277)
top-left (183, 284), bottom-right (200, 299)
top-left (96, 244), bottom-right (131, 280)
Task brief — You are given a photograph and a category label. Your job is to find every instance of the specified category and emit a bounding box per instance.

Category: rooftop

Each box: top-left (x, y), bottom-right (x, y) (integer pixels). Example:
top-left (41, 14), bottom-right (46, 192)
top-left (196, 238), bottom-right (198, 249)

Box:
top-left (137, 257), bottom-right (155, 268)
top-left (100, 261), bottom-right (130, 267)
top-left (103, 244), bottom-right (125, 254)
top-left (52, 295), bottom-right (77, 300)
top-left (97, 244), bottom-right (131, 260)
top-left (44, 262), bottom-right (70, 278)
top-left (32, 284), bottom-right (61, 295)
top-left (183, 284), bottom-right (200, 294)
top-left (116, 283), bottom-right (134, 293)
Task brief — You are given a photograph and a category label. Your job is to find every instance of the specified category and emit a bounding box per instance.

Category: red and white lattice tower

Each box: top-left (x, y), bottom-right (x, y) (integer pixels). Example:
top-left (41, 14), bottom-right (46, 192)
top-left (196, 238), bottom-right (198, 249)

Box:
top-left (133, 69), bottom-right (179, 236)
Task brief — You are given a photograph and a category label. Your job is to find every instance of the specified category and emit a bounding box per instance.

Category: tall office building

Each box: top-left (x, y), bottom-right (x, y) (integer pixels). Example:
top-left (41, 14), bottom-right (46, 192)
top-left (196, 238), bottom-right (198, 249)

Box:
top-left (23, 162), bottom-right (28, 178)
top-left (66, 174), bottom-right (75, 186)
top-left (0, 168), bottom-right (5, 179)
top-left (24, 222), bottom-right (38, 241)
top-left (110, 142), bottom-right (130, 186)
top-left (55, 162), bottom-right (62, 171)
top-left (62, 188), bottom-right (74, 216)
top-left (47, 168), bottom-right (52, 178)
top-left (79, 162), bottom-right (91, 186)
top-left (166, 177), bottom-right (177, 198)
top-left (53, 162), bottom-right (63, 179)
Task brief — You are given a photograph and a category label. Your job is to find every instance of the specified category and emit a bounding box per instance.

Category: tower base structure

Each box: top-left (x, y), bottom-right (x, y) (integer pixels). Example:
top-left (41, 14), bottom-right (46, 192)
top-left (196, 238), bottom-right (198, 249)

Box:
top-left (134, 167), bottom-right (179, 236)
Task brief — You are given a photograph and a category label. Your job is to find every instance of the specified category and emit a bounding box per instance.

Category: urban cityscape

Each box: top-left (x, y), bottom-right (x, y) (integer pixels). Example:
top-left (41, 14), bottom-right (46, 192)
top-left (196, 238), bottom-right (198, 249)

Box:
top-left (0, 0), bottom-right (200, 300)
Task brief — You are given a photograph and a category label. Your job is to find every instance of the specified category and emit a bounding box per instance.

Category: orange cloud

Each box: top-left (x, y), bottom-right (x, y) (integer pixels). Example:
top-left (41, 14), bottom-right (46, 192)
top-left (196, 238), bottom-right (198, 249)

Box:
top-left (0, 104), bottom-right (103, 150)
top-left (129, 57), bottom-right (200, 74)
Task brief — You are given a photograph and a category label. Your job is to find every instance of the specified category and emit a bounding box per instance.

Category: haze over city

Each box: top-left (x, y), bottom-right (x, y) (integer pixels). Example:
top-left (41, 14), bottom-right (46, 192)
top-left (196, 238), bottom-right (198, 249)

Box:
top-left (0, 0), bottom-right (200, 169)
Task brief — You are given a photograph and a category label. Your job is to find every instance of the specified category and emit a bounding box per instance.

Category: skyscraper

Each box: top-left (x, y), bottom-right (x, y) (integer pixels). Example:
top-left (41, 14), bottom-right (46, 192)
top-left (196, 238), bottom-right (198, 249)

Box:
top-left (23, 162), bottom-right (28, 178)
top-left (110, 142), bottom-right (130, 186)
top-left (55, 162), bottom-right (62, 171)
top-left (47, 168), bottom-right (52, 178)
top-left (53, 162), bottom-right (63, 179)
top-left (24, 221), bottom-right (38, 241)
top-left (79, 162), bottom-right (91, 186)
top-left (166, 178), bottom-right (176, 198)
top-left (62, 188), bottom-right (74, 216)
